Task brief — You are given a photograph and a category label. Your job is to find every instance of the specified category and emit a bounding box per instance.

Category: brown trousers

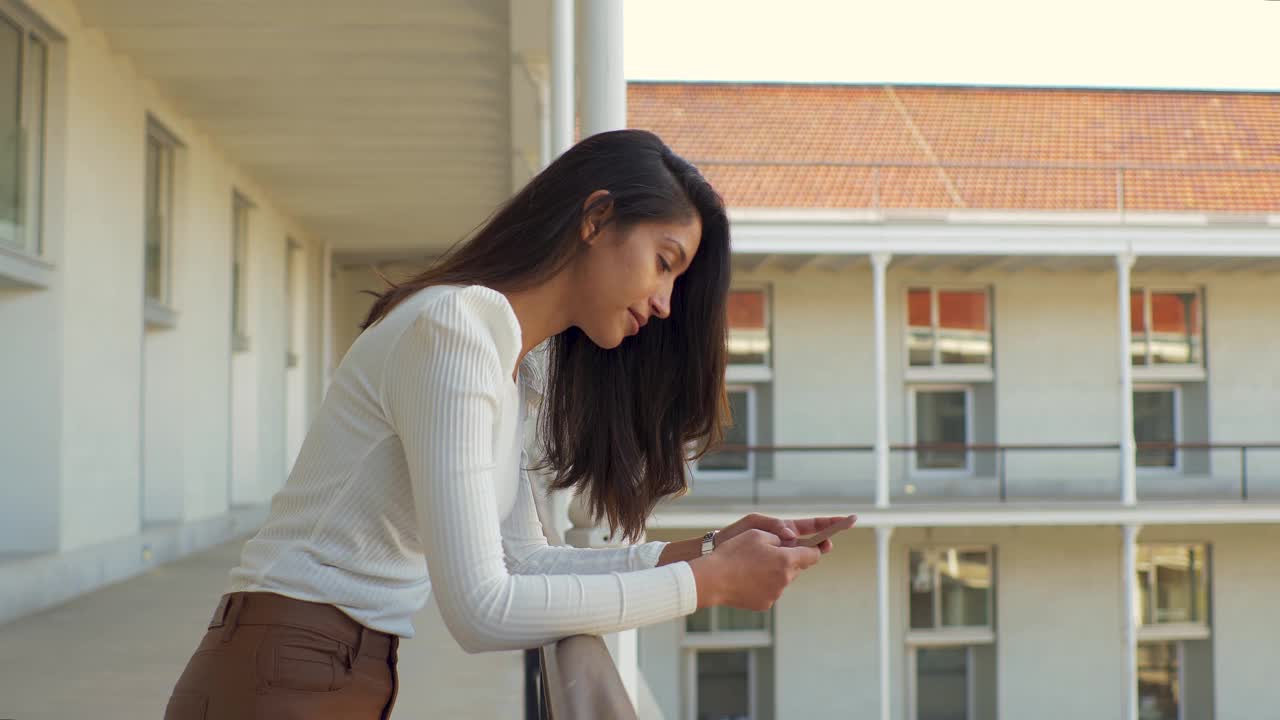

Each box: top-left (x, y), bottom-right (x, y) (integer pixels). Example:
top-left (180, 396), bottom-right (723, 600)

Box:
top-left (164, 592), bottom-right (400, 719)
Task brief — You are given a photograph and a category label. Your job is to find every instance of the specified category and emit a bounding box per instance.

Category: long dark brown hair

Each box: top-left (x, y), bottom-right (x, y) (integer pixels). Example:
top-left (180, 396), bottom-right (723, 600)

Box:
top-left (361, 129), bottom-right (731, 542)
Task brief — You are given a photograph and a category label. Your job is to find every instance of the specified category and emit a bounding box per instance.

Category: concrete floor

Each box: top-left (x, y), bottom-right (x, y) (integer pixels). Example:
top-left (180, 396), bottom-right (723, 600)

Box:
top-left (0, 537), bottom-right (523, 719)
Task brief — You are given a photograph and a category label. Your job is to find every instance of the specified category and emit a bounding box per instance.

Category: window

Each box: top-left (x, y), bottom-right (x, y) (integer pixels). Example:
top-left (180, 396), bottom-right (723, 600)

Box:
top-left (912, 645), bottom-right (997, 720)
top-left (684, 607), bottom-right (773, 720)
top-left (910, 387), bottom-right (972, 474)
top-left (1137, 642), bottom-right (1180, 720)
top-left (908, 288), bottom-right (991, 368)
top-left (727, 288), bottom-right (770, 368)
top-left (695, 385), bottom-right (756, 479)
top-left (1136, 544), bottom-right (1209, 627)
top-left (1134, 387), bottom-right (1179, 470)
top-left (231, 192), bottom-right (252, 351)
top-left (1133, 544), bottom-right (1212, 720)
top-left (907, 547), bottom-right (996, 720)
top-left (285, 237), bottom-right (301, 368)
top-left (1131, 289), bottom-right (1203, 368)
top-left (909, 548), bottom-right (993, 631)
top-left (686, 606), bottom-right (770, 635)
top-left (0, 6), bottom-right (47, 256)
top-left (144, 118), bottom-right (180, 309)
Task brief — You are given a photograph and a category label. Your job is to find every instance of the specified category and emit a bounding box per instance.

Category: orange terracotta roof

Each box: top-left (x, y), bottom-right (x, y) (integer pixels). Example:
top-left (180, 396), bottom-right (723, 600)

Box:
top-left (627, 83), bottom-right (1280, 212)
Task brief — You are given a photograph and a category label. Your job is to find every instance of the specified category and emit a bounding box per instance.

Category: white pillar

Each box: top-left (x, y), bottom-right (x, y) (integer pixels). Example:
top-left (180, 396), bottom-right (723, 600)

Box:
top-left (1122, 523), bottom-right (1142, 720)
top-left (1117, 253), bottom-right (1138, 505)
top-left (578, 0), bottom-right (626, 137)
top-left (872, 253), bottom-right (892, 508)
top-left (565, 495), bottom-right (639, 710)
top-left (573, 1), bottom-right (636, 707)
top-left (550, 0), bottom-right (574, 157)
top-left (876, 526), bottom-right (894, 720)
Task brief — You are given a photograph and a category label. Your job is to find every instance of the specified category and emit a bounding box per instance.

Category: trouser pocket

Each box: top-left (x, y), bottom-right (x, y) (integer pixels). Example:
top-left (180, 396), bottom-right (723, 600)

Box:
top-left (163, 694), bottom-right (208, 719)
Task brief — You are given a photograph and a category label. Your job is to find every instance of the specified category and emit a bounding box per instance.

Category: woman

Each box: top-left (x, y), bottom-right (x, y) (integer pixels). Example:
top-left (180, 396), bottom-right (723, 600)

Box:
top-left (164, 129), bottom-right (849, 719)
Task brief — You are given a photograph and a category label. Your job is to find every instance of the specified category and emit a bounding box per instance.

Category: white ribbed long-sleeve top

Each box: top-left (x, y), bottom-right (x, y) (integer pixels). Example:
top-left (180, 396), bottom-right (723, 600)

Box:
top-left (227, 285), bottom-right (698, 649)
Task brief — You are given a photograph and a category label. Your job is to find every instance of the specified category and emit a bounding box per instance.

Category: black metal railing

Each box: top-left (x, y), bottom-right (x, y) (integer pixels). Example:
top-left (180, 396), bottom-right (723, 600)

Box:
top-left (675, 442), bottom-right (1280, 506)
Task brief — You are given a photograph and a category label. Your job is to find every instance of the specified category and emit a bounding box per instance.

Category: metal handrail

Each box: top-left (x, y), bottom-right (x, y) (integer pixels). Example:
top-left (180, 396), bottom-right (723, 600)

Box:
top-left (529, 635), bottom-right (636, 720)
top-left (690, 442), bottom-right (1280, 503)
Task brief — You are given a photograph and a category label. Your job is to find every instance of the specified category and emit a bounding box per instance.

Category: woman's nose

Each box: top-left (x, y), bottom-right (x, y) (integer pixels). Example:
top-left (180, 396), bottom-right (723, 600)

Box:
top-left (649, 289), bottom-right (671, 319)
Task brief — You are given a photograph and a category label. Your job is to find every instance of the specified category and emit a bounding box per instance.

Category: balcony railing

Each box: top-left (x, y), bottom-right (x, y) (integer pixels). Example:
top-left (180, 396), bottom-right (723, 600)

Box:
top-left (525, 636), bottom-right (636, 720)
top-left (677, 442), bottom-right (1280, 506)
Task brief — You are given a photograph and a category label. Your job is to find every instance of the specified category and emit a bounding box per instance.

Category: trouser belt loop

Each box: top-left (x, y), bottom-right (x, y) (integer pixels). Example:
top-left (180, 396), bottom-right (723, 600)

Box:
top-left (219, 593), bottom-right (245, 643)
top-left (348, 625), bottom-right (366, 669)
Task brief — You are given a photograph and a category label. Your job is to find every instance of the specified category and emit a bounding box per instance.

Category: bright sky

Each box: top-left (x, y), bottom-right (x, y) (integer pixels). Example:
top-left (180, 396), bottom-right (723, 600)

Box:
top-left (625, 0), bottom-right (1279, 92)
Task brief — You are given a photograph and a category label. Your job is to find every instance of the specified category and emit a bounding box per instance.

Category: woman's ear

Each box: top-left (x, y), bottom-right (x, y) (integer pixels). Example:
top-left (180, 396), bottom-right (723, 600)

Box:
top-left (580, 190), bottom-right (613, 246)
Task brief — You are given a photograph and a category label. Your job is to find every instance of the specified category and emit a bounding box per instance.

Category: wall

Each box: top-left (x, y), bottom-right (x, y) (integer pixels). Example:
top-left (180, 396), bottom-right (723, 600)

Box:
top-left (0, 0), bottom-right (323, 555)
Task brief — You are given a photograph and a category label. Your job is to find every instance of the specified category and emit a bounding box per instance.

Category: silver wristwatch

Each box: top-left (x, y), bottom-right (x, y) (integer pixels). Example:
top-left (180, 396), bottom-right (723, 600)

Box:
top-left (700, 530), bottom-right (718, 557)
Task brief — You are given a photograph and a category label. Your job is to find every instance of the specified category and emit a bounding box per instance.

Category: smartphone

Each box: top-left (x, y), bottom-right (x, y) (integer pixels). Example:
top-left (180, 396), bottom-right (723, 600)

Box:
top-left (795, 515), bottom-right (857, 547)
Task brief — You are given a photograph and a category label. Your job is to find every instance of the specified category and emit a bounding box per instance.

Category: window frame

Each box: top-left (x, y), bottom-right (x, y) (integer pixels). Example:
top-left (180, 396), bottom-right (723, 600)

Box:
top-left (725, 284), bottom-right (773, 383)
top-left (904, 285), bottom-right (994, 382)
top-left (0, 2), bottom-right (53, 265)
top-left (1131, 286), bottom-right (1206, 379)
top-left (231, 190), bottom-right (254, 352)
top-left (1134, 384), bottom-right (1182, 474)
top-left (692, 383), bottom-right (757, 481)
top-left (907, 384), bottom-right (975, 477)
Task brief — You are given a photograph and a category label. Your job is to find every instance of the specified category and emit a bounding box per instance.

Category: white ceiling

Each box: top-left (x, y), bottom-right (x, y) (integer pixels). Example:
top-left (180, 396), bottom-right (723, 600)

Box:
top-left (75, 0), bottom-right (515, 254)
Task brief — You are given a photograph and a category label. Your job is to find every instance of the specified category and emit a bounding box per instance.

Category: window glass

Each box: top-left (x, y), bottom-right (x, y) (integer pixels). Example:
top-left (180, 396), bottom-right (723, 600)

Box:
top-left (1138, 544), bottom-right (1207, 625)
top-left (1134, 390), bottom-right (1176, 468)
top-left (23, 31), bottom-right (42, 253)
top-left (718, 606), bottom-right (769, 632)
top-left (937, 290), bottom-right (990, 365)
top-left (1130, 290), bottom-right (1148, 366)
top-left (916, 647), bottom-right (968, 720)
top-left (910, 550), bottom-right (937, 629)
top-left (0, 16), bottom-right (22, 250)
top-left (1150, 292), bottom-right (1201, 366)
top-left (144, 134), bottom-right (167, 301)
top-left (1137, 642), bottom-right (1179, 720)
top-left (728, 289), bottom-right (769, 366)
top-left (940, 550), bottom-right (991, 628)
top-left (910, 548), bottom-right (992, 630)
top-left (916, 390), bottom-right (969, 470)
top-left (697, 388), bottom-right (751, 473)
top-left (908, 288), bottom-right (934, 367)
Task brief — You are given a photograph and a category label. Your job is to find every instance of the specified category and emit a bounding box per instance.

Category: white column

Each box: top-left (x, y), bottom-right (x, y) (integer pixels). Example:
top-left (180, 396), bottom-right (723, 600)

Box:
top-left (565, 497), bottom-right (638, 709)
top-left (1117, 253), bottom-right (1138, 505)
top-left (550, 0), bottom-right (574, 157)
top-left (578, 0), bottom-right (626, 137)
top-left (876, 526), bottom-right (894, 720)
top-left (872, 253), bottom-right (892, 508)
top-left (573, 1), bottom-right (636, 708)
top-left (1122, 523), bottom-right (1142, 720)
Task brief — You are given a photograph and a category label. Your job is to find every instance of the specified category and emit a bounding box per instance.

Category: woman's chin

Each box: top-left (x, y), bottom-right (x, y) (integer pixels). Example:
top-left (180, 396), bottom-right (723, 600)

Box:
top-left (583, 327), bottom-right (627, 350)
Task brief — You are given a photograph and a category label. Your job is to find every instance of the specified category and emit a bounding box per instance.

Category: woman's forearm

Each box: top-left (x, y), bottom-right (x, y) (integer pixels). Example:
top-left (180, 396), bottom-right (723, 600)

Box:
top-left (657, 537), bottom-right (704, 567)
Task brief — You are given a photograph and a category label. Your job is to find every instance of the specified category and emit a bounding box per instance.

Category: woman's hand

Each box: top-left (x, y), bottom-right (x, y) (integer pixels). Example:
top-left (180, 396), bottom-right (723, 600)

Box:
top-left (688, 529), bottom-right (821, 611)
top-left (714, 513), bottom-right (855, 554)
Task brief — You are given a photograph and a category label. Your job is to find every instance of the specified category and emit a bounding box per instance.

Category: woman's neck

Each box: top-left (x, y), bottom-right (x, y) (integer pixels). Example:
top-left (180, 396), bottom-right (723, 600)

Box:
top-left (499, 276), bottom-right (574, 367)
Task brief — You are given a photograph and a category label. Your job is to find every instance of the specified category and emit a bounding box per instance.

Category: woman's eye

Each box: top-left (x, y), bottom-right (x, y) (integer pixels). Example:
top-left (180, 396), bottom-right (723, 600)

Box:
top-left (659, 256), bottom-right (672, 273)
